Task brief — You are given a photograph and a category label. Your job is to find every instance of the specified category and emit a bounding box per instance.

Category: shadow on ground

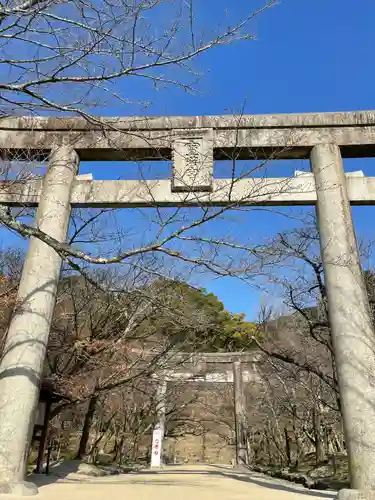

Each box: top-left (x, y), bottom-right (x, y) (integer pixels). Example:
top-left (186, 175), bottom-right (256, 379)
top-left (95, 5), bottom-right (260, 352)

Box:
top-left (30, 464), bottom-right (336, 498)
top-left (30, 460), bottom-right (123, 487)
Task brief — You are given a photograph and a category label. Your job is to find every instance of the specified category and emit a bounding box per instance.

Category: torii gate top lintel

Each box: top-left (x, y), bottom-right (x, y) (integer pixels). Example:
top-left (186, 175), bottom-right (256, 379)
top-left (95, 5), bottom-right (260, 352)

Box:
top-left (2, 109), bottom-right (375, 161)
top-left (2, 109), bottom-right (375, 130)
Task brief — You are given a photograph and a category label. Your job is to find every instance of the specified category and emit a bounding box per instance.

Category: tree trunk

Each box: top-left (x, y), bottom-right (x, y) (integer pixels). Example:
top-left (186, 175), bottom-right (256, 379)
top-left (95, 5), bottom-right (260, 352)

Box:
top-left (116, 436), bottom-right (125, 465)
top-left (201, 430), bottom-right (207, 462)
top-left (313, 406), bottom-right (326, 464)
top-left (265, 430), bottom-right (272, 465)
top-left (76, 394), bottom-right (98, 459)
top-left (292, 418), bottom-right (300, 468)
top-left (331, 427), bottom-right (345, 453)
top-left (284, 427), bottom-right (292, 466)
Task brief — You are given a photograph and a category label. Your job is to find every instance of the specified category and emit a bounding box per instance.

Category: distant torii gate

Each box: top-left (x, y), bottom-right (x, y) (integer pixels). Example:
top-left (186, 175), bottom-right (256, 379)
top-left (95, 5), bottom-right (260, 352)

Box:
top-left (0, 112), bottom-right (374, 499)
top-left (150, 352), bottom-right (260, 467)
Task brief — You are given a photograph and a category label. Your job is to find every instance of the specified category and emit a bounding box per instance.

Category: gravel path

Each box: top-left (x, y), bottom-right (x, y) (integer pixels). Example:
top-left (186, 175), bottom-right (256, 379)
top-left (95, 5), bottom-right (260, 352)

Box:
top-left (30, 465), bottom-right (338, 500)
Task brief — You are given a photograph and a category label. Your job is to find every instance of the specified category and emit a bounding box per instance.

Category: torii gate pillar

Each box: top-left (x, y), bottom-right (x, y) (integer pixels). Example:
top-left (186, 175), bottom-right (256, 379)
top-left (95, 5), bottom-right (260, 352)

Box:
top-left (0, 147), bottom-right (79, 495)
top-left (311, 144), bottom-right (375, 500)
top-left (233, 361), bottom-right (248, 465)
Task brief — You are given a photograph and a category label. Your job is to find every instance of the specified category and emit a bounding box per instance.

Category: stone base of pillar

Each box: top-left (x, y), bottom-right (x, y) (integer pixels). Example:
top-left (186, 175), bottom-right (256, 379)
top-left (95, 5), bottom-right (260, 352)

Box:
top-left (338, 489), bottom-right (375, 500)
top-left (0, 480), bottom-right (38, 496)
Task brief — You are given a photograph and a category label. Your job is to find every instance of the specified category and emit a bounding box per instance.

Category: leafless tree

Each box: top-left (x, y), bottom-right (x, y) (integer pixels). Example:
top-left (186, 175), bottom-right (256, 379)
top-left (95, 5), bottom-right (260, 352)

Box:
top-left (247, 217), bottom-right (375, 469)
top-left (0, 0), bottom-right (292, 289)
top-left (0, 0), bottom-right (275, 117)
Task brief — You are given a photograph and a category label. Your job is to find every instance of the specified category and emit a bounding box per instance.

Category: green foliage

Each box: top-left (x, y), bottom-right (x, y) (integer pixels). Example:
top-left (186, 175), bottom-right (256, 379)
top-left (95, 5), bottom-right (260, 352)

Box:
top-left (217, 311), bottom-right (261, 351)
top-left (147, 280), bottom-right (261, 352)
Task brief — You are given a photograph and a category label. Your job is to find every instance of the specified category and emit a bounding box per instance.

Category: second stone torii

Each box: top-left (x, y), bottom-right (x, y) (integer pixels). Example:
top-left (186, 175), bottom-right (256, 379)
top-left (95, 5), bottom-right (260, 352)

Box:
top-left (150, 354), bottom-right (260, 468)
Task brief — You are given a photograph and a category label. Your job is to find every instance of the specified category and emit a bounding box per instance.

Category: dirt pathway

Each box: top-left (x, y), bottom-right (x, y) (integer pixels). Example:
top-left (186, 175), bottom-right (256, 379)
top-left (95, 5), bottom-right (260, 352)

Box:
top-left (31, 465), bottom-right (337, 500)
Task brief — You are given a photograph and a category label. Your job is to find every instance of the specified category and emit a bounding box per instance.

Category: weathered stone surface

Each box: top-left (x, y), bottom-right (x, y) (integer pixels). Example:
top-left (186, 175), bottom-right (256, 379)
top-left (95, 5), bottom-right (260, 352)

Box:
top-left (0, 147), bottom-right (79, 487)
top-left (0, 480), bottom-right (38, 496)
top-left (2, 173), bottom-right (375, 208)
top-left (172, 128), bottom-right (213, 192)
top-left (311, 144), bottom-right (375, 491)
top-left (338, 490), bottom-right (375, 500)
top-left (1, 110), bottom-right (375, 130)
top-left (233, 361), bottom-right (247, 465)
top-left (3, 111), bottom-right (375, 160)
top-left (310, 465), bottom-right (334, 479)
top-left (75, 463), bottom-right (106, 477)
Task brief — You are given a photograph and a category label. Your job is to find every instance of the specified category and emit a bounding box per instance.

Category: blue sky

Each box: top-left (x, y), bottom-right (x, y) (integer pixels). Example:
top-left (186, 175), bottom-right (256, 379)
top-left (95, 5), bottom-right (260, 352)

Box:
top-left (2, 0), bottom-right (375, 320)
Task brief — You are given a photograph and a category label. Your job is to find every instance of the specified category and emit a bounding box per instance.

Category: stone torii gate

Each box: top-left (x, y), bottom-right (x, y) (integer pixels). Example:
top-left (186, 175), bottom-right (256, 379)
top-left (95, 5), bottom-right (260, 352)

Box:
top-left (0, 112), bottom-right (374, 498)
top-left (150, 352), bottom-right (260, 468)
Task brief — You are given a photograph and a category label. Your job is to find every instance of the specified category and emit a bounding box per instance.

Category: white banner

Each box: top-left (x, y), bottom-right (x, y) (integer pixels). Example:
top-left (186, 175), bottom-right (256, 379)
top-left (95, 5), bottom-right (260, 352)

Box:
top-left (150, 429), bottom-right (163, 467)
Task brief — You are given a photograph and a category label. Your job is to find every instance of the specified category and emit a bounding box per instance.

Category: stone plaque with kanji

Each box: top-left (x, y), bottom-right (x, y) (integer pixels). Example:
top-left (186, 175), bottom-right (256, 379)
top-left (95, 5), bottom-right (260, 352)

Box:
top-left (172, 128), bottom-right (213, 192)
